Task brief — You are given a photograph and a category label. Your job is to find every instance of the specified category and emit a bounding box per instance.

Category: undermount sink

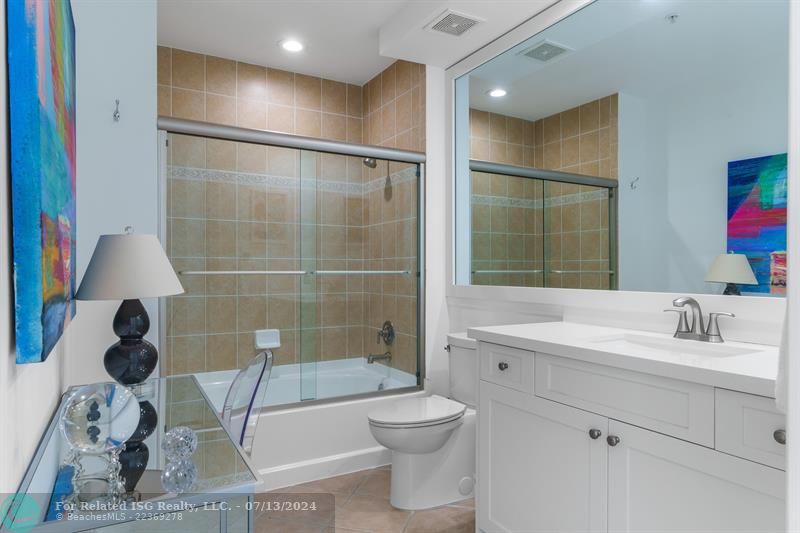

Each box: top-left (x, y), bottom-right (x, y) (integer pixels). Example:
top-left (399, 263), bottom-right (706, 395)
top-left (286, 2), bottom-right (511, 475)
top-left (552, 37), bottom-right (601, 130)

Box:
top-left (588, 333), bottom-right (761, 357)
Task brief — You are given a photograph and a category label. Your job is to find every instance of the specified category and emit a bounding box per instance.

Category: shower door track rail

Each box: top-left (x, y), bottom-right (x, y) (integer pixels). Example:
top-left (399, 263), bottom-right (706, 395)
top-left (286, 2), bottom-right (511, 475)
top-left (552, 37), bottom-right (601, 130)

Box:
top-left (158, 116), bottom-right (426, 163)
top-left (178, 270), bottom-right (412, 276)
top-left (469, 159), bottom-right (618, 189)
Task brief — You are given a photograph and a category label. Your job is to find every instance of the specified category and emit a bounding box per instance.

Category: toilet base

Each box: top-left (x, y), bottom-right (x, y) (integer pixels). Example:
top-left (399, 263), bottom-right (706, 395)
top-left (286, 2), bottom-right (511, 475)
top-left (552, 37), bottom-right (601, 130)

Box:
top-left (389, 409), bottom-right (476, 510)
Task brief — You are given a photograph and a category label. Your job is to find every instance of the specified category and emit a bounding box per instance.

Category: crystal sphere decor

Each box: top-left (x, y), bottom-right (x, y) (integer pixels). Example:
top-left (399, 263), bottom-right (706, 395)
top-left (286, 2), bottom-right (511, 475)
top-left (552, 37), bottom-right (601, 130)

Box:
top-left (162, 426), bottom-right (198, 461)
top-left (160, 459), bottom-right (198, 494)
top-left (60, 383), bottom-right (140, 454)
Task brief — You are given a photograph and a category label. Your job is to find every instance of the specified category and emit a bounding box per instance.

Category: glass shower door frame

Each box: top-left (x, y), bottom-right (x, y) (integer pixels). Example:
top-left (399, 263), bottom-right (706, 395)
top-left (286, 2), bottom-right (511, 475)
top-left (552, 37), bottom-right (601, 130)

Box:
top-left (156, 116), bottom-right (426, 409)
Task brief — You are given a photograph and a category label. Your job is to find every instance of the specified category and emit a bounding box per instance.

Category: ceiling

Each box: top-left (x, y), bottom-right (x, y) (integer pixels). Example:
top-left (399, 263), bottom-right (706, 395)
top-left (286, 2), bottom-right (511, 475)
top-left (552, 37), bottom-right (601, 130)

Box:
top-left (468, 0), bottom-right (789, 121)
top-left (157, 0), bottom-right (564, 85)
top-left (157, 0), bottom-right (409, 85)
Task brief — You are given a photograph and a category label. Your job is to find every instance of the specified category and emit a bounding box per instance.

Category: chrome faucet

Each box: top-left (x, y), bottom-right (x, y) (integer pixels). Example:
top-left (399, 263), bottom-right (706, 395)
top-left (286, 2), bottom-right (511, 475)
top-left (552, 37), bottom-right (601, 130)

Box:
top-left (665, 297), bottom-right (735, 343)
top-left (368, 351), bottom-right (392, 364)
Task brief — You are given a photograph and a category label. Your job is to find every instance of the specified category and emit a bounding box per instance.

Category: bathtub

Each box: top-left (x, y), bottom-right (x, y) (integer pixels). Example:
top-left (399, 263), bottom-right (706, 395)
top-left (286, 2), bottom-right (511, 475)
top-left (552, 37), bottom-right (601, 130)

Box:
top-left (194, 357), bottom-right (417, 412)
top-left (193, 357), bottom-right (421, 490)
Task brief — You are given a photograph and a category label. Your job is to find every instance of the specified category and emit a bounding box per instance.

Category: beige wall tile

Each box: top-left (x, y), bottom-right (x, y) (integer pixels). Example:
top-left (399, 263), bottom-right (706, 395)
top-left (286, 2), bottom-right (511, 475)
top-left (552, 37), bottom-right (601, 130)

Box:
top-left (172, 49), bottom-right (204, 91)
top-left (206, 55), bottom-right (236, 96)
top-left (322, 113), bottom-right (347, 141)
top-left (237, 99), bottom-right (267, 130)
top-left (237, 183), bottom-right (268, 222)
top-left (322, 79), bottom-right (347, 114)
top-left (346, 117), bottom-right (363, 144)
top-left (381, 62), bottom-right (396, 104)
top-left (347, 84), bottom-right (362, 117)
top-left (295, 74), bottom-right (322, 110)
top-left (157, 46), bottom-right (171, 85)
top-left (237, 296), bottom-right (268, 331)
top-left (296, 109), bottom-right (322, 137)
top-left (206, 139), bottom-right (236, 171)
top-left (395, 60), bottom-right (412, 95)
top-left (579, 131), bottom-right (599, 164)
top-left (237, 143), bottom-right (267, 173)
top-left (489, 113), bottom-right (507, 142)
top-left (172, 89), bottom-right (205, 121)
top-left (171, 135), bottom-right (205, 167)
top-left (206, 296), bottom-right (236, 334)
top-left (267, 68), bottom-right (294, 105)
top-left (205, 180), bottom-right (236, 219)
top-left (158, 85), bottom-right (171, 116)
top-left (395, 91), bottom-right (412, 134)
top-left (561, 107), bottom-right (579, 138)
top-left (207, 334), bottom-right (237, 371)
top-left (206, 94), bottom-right (236, 126)
top-left (237, 62), bottom-right (267, 100)
top-left (471, 110), bottom-right (490, 139)
top-left (543, 115), bottom-right (560, 144)
top-left (268, 104), bottom-right (294, 134)
top-left (207, 220), bottom-right (237, 257)
top-left (580, 100), bottom-right (599, 133)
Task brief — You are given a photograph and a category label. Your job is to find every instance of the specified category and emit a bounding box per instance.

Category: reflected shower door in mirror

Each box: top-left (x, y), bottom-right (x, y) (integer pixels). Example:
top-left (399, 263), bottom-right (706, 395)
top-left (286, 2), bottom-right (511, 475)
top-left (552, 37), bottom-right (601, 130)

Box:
top-left (454, 0), bottom-right (788, 296)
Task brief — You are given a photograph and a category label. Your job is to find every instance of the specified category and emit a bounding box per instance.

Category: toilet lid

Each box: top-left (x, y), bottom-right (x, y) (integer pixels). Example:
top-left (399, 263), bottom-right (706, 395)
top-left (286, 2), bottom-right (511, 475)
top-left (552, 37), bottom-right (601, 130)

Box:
top-left (368, 396), bottom-right (466, 428)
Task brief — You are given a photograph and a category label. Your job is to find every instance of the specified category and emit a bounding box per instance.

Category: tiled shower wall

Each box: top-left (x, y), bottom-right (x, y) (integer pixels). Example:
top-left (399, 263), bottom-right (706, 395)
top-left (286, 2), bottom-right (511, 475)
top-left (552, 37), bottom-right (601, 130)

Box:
top-left (159, 46), bottom-right (424, 377)
top-left (469, 94), bottom-right (618, 289)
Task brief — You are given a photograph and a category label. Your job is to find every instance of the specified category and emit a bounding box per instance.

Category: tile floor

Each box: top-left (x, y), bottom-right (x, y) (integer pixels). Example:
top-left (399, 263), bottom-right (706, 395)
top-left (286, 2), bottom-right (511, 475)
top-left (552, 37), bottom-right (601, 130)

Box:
top-left (255, 466), bottom-right (475, 532)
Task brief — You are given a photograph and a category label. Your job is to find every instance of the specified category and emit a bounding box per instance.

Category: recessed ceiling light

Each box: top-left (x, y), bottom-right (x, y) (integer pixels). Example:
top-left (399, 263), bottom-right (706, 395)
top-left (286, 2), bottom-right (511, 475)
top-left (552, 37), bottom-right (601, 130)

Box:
top-left (279, 39), bottom-right (304, 52)
top-left (488, 88), bottom-right (507, 98)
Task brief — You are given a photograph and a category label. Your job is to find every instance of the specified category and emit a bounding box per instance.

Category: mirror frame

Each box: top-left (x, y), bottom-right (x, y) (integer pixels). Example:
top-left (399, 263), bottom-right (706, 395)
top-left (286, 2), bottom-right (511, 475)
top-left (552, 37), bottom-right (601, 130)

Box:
top-left (443, 0), bottom-right (786, 345)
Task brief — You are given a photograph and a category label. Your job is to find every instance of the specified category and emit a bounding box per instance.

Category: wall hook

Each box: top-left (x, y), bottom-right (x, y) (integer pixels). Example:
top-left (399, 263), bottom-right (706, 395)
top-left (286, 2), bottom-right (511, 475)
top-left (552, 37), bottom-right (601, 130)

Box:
top-left (630, 177), bottom-right (640, 190)
top-left (113, 99), bottom-right (120, 122)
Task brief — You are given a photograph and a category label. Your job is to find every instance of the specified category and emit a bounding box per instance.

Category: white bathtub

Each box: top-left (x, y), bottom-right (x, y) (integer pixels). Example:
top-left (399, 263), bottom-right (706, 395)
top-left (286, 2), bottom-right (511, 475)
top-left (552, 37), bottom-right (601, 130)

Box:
top-left (194, 357), bottom-right (417, 412)
top-left (192, 357), bottom-right (421, 490)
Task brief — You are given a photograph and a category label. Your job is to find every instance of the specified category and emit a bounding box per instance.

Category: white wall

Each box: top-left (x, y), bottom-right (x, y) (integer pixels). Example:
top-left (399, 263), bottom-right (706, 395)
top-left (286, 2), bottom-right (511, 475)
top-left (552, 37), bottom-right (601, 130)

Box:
top-left (618, 65), bottom-right (788, 294)
top-left (66, 0), bottom-right (159, 387)
top-left (0, 0), bottom-right (157, 492)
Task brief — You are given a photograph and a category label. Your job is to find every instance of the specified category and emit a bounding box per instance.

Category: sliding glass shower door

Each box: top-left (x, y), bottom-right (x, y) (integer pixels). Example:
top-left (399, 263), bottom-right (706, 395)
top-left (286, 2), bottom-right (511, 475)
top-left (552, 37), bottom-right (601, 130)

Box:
top-left (162, 130), bottom-right (421, 409)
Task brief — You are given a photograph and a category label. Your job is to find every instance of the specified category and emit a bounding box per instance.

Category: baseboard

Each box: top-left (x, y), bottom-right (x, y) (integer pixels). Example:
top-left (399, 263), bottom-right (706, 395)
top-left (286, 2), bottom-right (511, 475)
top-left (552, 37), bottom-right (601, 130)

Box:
top-left (257, 446), bottom-right (391, 491)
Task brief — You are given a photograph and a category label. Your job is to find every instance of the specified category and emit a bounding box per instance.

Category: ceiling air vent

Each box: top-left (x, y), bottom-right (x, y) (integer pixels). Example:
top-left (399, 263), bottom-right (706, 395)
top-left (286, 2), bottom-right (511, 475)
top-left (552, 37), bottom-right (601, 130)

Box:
top-left (520, 40), bottom-right (571, 62)
top-left (426, 10), bottom-right (482, 37)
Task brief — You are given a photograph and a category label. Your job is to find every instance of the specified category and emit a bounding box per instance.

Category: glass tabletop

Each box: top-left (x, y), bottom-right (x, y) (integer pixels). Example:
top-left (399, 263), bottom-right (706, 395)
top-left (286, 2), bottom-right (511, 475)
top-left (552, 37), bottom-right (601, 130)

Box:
top-left (4, 375), bottom-right (259, 532)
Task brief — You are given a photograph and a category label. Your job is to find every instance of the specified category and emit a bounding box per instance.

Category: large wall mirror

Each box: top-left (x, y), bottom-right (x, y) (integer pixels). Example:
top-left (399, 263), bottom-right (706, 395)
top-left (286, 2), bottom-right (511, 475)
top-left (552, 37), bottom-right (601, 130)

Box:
top-left (453, 0), bottom-right (788, 296)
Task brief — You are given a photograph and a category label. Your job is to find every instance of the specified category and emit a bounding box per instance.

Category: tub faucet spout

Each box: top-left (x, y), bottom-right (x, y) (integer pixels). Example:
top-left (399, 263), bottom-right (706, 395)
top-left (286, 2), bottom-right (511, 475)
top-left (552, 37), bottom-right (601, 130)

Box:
top-left (368, 352), bottom-right (392, 364)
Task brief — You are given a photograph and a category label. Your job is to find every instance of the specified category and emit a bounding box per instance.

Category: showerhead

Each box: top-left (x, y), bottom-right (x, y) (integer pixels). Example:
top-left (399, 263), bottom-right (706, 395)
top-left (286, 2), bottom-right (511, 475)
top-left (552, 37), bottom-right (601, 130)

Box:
top-left (363, 158), bottom-right (377, 169)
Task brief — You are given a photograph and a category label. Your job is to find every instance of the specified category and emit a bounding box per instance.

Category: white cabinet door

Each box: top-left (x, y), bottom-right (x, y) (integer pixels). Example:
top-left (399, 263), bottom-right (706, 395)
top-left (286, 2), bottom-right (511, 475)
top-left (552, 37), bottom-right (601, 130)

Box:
top-left (608, 420), bottom-right (785, 533)
top-left (478, 381), bottom-right (608, 533)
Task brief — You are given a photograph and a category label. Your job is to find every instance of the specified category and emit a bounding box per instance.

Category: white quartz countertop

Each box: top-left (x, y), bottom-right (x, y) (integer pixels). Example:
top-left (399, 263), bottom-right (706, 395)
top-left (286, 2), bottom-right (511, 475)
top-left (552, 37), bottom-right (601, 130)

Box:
top-left (467, 322), bottom-right (779, 398)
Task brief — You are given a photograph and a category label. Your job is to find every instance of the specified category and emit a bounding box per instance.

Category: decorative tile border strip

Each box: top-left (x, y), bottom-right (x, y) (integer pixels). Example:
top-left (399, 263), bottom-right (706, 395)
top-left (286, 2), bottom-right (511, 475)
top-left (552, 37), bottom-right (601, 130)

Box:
top-left (169, 165), bottom-right (418, 196)
top-left (471, 188), bottom-right (608, 209)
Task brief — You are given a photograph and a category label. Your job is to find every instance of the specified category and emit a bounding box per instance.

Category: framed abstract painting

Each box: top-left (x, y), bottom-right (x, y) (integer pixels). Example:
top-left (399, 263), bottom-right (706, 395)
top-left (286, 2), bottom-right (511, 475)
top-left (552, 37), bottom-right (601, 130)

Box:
top-left (7, 0), bottom-right (77, 363)
top-left (727, 154), bottom-right (787, 296)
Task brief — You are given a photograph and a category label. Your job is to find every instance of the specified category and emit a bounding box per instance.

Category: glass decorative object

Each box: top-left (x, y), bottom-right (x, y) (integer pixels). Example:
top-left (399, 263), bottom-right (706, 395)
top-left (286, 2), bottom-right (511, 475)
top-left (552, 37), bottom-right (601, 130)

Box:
top-left (160, 459), bottom-right (197, 494)
top-left (60, 382), bottom-right (140, 453)
top-left (161, 426), bottom-right (198, 461)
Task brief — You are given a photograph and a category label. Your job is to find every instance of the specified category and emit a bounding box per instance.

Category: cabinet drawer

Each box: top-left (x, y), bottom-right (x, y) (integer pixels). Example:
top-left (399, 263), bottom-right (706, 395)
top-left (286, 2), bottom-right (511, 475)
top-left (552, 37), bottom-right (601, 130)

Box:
top-left (715, 389), bottom-right (786, 470)
top-left (535, 354), bottom-right (715, 446)
top-left (479, 343), bottom-right (534, 394)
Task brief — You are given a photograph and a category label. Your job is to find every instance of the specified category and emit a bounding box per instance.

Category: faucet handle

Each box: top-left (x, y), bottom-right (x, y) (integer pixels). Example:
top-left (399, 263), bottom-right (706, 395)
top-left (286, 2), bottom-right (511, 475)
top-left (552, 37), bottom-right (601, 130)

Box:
top-left (664, 309), bottom-right (691, 334)
top-left (707, 312), bottom-right (735, 339)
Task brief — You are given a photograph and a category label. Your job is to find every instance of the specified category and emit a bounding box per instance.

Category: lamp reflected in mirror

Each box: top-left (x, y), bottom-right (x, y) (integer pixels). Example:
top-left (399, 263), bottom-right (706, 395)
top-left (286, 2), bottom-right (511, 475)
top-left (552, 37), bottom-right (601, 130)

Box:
top-left (705, 253), bottom-right (758, 296)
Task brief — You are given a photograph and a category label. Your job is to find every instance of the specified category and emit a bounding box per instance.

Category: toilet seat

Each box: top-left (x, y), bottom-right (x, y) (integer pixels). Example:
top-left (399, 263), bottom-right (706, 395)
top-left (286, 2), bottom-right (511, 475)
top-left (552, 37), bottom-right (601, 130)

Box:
top-left (368, 395), bottom-right (466, 429)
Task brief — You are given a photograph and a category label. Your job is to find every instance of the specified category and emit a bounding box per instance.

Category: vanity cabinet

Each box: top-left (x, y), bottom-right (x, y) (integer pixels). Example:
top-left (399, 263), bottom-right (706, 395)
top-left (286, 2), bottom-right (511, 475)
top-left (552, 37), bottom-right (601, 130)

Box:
top-left (478, 381), bottom-right (608, 533)
top-left (476, 342), bottom-right (786, 533)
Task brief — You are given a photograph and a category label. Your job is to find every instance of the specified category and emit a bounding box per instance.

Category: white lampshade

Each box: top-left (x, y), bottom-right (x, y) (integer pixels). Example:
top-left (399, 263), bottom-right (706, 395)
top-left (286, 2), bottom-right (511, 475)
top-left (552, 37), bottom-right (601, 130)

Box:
top-left (76, 233), bottom-right (184, 300)
top-left (705, 253), bottom-right (758, 285)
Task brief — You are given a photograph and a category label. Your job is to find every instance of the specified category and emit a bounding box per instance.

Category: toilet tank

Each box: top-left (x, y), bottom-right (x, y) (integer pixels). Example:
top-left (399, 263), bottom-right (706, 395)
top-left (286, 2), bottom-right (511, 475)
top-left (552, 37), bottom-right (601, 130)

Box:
top-left (447, 333), bottom-right (478, 408)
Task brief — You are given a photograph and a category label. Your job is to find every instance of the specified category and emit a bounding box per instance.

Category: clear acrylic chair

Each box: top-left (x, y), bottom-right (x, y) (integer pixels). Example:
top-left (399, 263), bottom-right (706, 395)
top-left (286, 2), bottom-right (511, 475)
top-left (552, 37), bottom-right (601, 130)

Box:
top-left (221, 350), bottom-right (273, 455)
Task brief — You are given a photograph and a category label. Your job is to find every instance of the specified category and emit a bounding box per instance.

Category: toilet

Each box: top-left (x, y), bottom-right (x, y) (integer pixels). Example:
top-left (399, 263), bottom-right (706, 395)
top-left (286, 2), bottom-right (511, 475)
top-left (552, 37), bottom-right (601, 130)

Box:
top-left (367, 333), bottom-right (477, 510)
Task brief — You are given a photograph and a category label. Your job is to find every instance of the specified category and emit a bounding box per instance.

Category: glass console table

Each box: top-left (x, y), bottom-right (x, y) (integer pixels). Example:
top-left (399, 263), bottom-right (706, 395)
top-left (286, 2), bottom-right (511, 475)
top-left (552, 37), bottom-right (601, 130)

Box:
top-left (1, 375), bottom-right (261, 533)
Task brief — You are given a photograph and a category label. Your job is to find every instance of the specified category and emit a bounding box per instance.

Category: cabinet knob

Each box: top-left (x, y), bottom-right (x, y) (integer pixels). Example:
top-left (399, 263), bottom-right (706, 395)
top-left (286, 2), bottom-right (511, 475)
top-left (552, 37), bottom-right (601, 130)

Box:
top-left (589, 429), bottom-right (602, 440)
top-left (607, 435), bottom-right (620, 447)
top-left (498, 361), bottom-right (509, 371)
top-left (774, 429), bottom-right (787, 445)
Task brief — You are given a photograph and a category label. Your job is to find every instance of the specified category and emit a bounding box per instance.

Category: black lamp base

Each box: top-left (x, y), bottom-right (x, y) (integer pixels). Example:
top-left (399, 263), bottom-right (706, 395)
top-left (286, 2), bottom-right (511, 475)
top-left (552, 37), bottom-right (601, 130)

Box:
top-left (722, 283), bottom-right (742, 296)
top-left (104, 298), bottom-right (160, 494)
top-left (104, 299), bottom-right (158, 385)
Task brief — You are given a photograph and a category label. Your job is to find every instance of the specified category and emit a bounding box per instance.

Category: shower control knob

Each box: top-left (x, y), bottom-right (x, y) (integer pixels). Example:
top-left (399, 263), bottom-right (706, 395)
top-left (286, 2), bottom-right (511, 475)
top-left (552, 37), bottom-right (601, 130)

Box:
top-left (774, 429), bottom-right (786, 445)
top-left (498, 362), bottom-right (509, 371)
top-left (589, 429), bottom-right (602, 440)
top-left (607, 435), bottom-right (620, 447)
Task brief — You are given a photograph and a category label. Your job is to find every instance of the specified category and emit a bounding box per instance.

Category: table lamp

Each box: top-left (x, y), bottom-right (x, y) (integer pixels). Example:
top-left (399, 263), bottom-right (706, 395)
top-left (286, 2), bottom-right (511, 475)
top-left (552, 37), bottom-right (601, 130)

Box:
top-left (76, 231), bottom-right (184, 384)
top-left (705, 252), bottom-right (758, 295)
